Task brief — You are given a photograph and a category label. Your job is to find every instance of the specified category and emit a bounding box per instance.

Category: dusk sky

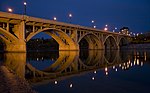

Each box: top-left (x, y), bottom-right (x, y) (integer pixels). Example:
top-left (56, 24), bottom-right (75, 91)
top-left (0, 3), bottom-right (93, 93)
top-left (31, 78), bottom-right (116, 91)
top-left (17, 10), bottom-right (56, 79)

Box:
top-left (0, 0), bottom-right (150, 34)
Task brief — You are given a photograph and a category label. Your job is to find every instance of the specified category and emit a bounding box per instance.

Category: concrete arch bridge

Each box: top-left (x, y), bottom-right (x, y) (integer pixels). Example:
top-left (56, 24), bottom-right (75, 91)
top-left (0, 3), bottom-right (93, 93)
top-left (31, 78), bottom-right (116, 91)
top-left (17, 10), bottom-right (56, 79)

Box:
top-left (0, 11), bottom-right (131, 52)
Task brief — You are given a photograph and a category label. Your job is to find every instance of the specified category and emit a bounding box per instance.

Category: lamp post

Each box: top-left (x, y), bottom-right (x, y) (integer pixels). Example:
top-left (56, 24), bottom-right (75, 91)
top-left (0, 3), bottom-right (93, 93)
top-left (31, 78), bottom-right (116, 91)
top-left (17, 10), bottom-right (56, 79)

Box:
top-left (113, 27), bottom-right (117, 32)
top-left (104, 24), bottom-right (108, 31)
top-left (91, 20), bottom-right (95, 28)
top-left (24, 0), bottom-right (27, 15)
top-left (69, 13), bottom-right (72, 23)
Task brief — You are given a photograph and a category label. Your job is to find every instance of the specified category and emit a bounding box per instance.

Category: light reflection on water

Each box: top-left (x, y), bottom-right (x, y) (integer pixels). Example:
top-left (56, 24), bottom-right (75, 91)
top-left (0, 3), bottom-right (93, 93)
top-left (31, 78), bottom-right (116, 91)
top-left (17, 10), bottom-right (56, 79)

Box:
top-left (0, 49), bottom-right (150, 93)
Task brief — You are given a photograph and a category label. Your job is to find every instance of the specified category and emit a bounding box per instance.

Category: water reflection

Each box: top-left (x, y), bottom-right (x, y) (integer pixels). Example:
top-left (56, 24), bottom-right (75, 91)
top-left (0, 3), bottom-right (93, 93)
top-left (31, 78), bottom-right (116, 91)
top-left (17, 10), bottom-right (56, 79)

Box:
top-left (3, 53), bottom-right (26, 78)
top-left (1, 49), bottom-right (149, 85)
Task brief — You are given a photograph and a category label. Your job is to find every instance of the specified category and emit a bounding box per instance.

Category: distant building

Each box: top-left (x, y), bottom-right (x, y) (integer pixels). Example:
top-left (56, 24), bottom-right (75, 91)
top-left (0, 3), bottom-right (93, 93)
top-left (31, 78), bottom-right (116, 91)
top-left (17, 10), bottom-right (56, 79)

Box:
top-left (120, 27), bottom-right (130, 35)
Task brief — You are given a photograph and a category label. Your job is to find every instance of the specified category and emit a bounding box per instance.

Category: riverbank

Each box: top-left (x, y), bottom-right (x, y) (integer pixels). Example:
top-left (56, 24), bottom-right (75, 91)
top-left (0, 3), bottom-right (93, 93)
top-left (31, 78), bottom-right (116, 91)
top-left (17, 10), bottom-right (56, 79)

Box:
top-left (121, 43), bottom-right (150, 49)
top-left (0, 64), bottom-right (37, 93)
top-left (129, 43), bottom-right (150, 49)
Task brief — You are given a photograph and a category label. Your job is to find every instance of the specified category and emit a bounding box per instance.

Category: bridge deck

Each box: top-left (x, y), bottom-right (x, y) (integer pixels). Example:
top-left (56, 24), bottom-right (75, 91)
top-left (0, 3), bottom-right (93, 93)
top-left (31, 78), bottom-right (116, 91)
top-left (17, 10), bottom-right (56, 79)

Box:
top-left (0, 11), bottom-right (128, 36)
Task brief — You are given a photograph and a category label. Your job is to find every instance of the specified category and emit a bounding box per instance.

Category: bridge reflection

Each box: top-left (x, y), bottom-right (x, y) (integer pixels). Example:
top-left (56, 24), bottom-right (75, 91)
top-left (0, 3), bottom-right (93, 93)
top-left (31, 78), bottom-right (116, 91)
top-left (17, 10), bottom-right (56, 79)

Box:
top-left (1, 49), bottom-right (149, 84)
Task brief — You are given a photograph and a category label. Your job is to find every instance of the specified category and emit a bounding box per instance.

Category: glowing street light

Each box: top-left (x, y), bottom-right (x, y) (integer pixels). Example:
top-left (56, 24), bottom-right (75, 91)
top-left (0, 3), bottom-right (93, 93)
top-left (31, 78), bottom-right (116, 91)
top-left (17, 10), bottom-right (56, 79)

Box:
top-left (94, 25), bottom-right (96, 28)
top-left (53, 17), bottom-right (57, 21)
top-left (24, 1), bottom-right (27, 15)
top-left (91, 20), bottom-right (94, 23)
top-left (113, 27), bottom-right (117, 32)
top-left (114, 27), bottom-right (117, 31)
top-left (69, 13), bottom-right (72, 18)
top-left (104, 27), bottom-right (108, 31)
top-left (8, 8), bottom-right (13, 13)
top-left (24, 2), bottom-right (27, 5)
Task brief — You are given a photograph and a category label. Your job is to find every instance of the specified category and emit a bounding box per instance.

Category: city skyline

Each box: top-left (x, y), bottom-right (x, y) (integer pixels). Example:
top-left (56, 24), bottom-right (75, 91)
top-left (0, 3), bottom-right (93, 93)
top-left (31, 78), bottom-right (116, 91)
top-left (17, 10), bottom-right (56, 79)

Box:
top-left (0, 0), bottom-right (150, 34)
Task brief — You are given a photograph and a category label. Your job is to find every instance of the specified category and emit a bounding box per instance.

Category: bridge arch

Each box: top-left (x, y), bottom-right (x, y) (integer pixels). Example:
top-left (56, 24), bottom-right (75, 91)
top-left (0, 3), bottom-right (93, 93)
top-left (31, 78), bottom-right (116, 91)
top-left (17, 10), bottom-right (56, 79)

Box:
top-left (0, 28), bottom-right (21, 52)
top-left (119, 37), bottom-right (129, 47)
top-left (0, 28), bottom-right (18, 42)
top-left (43, 51), bottom-right (78, 73)
top-left (78, 32), bottom-right (103, 49)
top-left (0, 36), bottom-right (8, 45)
top-left (79, 50), bottom-right (103, 69)
top-left (26, 28), bottom-right (78, 50)
top-left (104, 35), bottom-right (118, 50)
top-left (104, 50), bottom-right (118, 64)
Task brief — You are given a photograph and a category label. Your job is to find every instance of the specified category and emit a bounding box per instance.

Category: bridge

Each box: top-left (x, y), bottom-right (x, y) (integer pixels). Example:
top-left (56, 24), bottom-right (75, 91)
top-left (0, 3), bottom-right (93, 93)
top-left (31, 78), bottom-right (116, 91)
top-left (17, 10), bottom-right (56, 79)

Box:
top-left (0, 11), bottom-right (131, 52)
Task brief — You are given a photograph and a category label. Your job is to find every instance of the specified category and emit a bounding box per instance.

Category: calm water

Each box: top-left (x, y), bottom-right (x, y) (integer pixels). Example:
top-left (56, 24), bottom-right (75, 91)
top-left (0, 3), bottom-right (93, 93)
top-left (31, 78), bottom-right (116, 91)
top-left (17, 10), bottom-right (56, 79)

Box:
top-left (0, 49), bottom-right (150, 93)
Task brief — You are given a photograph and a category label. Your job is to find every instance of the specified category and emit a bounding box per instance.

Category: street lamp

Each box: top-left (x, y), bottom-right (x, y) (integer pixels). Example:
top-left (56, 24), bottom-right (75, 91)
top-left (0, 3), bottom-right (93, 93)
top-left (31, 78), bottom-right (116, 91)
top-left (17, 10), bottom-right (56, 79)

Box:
top-left (91, 20), bottom-right (95, 28)
top-left (94, 25), bottom-right (96, 28)
top-left (104, 24), bottom-right (108, 31)
top-left (113, 27), bottom-right (117, 32)
top-left (104, 27), bottom-right (108, 31)
top-left (24, 0), bottom-right (27, 15)
top-left (69, 13), bottom-right (72, 23)
top-left (92, 20), bottom-right (94, 23)
top-left (8, 8), bottom-right (13, 13)
top-left (53, 17), bottom-right (57, 21)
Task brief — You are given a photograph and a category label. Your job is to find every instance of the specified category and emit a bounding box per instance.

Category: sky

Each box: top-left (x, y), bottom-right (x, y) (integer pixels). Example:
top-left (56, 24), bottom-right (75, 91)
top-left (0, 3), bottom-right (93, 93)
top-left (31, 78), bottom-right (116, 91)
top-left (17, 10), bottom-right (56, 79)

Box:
top-left (0, 0), bottom-right (150, 34)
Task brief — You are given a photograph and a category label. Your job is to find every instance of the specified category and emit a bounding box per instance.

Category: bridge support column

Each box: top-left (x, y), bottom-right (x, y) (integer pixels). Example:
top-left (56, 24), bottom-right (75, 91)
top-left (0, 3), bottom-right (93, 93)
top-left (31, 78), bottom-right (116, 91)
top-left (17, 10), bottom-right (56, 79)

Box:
top-left (4, 20), bottom-right (26, 52)
top-left (4, 40), bottom-right (26, 52)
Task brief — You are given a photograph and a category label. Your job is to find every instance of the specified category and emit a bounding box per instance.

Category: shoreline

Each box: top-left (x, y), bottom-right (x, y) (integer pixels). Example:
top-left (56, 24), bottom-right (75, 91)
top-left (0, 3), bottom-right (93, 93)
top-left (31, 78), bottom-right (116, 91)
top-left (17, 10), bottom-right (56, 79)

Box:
top-left (128, 43), bottom-right (150, 49)
top-left (0, 65), bottom-right (37, 93)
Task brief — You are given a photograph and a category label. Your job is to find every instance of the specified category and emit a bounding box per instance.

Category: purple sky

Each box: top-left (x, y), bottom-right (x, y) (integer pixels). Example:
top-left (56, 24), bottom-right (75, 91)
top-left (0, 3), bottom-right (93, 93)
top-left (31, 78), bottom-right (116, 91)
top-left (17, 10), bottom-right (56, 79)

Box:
top-left (0, 0), bottom-right (150, 34)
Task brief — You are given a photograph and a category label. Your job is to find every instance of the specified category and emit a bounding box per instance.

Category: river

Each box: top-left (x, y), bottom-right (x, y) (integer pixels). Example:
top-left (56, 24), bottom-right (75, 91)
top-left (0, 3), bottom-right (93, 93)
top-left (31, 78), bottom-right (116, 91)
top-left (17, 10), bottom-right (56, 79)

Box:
top-left (0, 46), bottom-right (150, 93)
